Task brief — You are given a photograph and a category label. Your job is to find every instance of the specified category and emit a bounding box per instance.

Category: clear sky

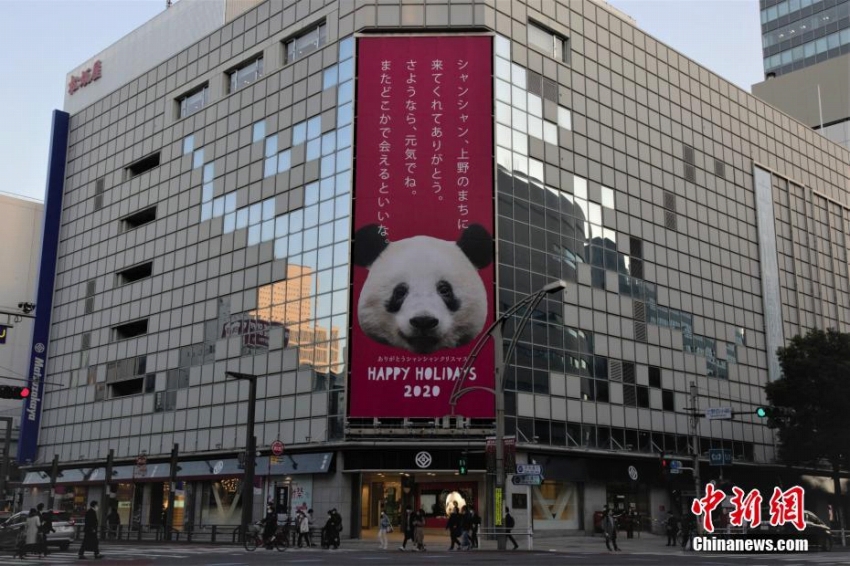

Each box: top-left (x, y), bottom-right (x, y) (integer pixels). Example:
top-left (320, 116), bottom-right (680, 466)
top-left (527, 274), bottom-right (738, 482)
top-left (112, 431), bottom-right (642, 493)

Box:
top-left (0, 0), bottom-right (764, 203)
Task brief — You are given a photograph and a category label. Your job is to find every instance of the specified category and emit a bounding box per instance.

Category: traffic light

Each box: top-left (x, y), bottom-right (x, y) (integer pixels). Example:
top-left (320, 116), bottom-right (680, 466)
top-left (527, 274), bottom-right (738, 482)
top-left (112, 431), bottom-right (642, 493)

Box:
top-left (458, 456), bottom-right (468, 475)
top-left (659, 453), bottom-right (669, 480)
top-left (0, 385), bottom-right (29, 399)
top-left (755, 406), bottom-right (775, 418)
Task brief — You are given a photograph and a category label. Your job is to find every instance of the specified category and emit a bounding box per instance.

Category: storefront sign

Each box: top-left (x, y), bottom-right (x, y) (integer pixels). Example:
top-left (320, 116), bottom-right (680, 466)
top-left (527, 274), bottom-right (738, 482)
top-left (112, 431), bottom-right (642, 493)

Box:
top-left (19, 111), bottom-right (70, 464)
top-left (68, 60), bottom-right (102, 95)
top-left (0, 325), bottom-right (7, 344)
top-left (415, 451), bottom-right (433, 469)
top-left (350, 35), bottom-right (495, 418)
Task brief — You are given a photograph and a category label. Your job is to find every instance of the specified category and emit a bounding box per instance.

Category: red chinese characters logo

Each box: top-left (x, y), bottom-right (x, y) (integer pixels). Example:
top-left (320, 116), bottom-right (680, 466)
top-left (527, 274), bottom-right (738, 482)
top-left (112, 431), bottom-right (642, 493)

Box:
top-left (692, 485), bottom-right (806, 533)
top-left (68, 60), bottom-right (102, 95)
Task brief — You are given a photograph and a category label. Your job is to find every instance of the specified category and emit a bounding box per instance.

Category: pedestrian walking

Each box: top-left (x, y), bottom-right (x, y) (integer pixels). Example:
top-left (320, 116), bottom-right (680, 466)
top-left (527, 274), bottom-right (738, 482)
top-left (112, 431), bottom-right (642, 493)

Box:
top-left (307, 509), bottom-right (315, 547)
top-left (107, 507), bottom-right (121, 540)
top-left (38, 503), bottom-right (54, 556)
top-left (602, 508), bottom-right (620, 552)
top-left (504, 507), bottom-right (519, 550)
top-left (78, 500), bottom-right (104, 560)
top-left (413, 508), bottom-right (426, 551)
top-left (262, 504), bottom-right (277, 548)
top-left (378, 511), bottom-right (391, 550)
top-left (665, 511), bottom-right (678, 546)
top-left (446, 506), bottom-right (462, 550)
top-left (399, 506), bottom-right (415, 551)
top-left (625, 509), bottom-right (636, 538)
top-left (297, 510), bottom-right (310, 547)
top-left (470, 507), bottom-right (481, 549)
top-left (460, 506), bottom-right (473, 550)
top-left (18, 508), bottom-right (41, 559)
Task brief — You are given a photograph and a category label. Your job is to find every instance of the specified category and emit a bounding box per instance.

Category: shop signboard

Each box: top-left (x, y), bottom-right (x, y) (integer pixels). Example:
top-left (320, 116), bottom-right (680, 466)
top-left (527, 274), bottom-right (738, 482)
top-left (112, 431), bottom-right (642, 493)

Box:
top-left (350, 35), bottom-right (495, 418)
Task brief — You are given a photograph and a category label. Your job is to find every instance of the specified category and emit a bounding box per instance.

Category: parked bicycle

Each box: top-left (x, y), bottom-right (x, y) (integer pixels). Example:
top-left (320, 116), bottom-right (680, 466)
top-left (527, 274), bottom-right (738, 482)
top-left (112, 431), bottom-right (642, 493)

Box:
top-left (244, 522), bottom-right (288, 552)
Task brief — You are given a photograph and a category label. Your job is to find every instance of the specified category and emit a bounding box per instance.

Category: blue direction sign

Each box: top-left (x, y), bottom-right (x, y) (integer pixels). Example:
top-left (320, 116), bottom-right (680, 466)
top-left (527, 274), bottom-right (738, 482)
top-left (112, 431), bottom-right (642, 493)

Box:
top-left (516, 464), bottom-right (541, 475)
top-left (512, 474), bottom-right (543, 486)
top-left (669, 460), bottom-right (682, 474)
top-left (709, 449), bottom-right (733, 466)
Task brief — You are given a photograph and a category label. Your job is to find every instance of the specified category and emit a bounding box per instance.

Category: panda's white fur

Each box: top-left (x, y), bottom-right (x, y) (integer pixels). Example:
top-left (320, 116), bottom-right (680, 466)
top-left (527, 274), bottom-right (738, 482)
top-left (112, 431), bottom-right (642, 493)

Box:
top-left (358, 234), bottom-right (489, 354)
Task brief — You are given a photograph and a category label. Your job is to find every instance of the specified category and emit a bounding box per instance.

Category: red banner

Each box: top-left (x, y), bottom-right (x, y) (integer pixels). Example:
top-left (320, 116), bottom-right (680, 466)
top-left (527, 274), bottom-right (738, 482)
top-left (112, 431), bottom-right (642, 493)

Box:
top-left (350, 36), bottom-right (494, 418)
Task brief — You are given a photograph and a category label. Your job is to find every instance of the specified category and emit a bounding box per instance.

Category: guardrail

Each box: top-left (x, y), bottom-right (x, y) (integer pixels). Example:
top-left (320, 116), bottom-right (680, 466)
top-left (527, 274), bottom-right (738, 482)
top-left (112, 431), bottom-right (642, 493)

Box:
top-left (78, 522), bottom-right (325, 546)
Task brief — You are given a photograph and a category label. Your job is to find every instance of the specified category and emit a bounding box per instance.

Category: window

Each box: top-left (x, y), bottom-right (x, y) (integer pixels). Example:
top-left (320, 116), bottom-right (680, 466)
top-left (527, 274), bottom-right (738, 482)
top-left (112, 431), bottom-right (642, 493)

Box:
top-left (662, 390), bottom-right (675, 412)
top-left (111, 378), bottom-right (144, 398)
top-left (116, 262), bottom-right (153, 285)
top-left (112, 319), bottom-right (149, 341)
top-left (229, 57), bottom-right (263, 92)
top-left (178, 84), bottom-right (209, 118)
top-left (121, 206), bottom-right (157, 232)
top-left (94, 178), bottom-right (105, 210)
top-left (648, 366), bottom-right (661, 388)
top-left (528, 21), bottom-right (569, 64)
top-left (125, 152), bottom-right (161, 179)
top-left (285, 22), bottom-right (327, 64)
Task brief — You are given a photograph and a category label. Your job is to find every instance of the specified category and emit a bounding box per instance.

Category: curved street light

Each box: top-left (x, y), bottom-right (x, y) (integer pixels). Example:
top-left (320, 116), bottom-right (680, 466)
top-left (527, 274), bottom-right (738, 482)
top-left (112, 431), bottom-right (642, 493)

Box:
top-left (448, 279), bottom-right (567, 550)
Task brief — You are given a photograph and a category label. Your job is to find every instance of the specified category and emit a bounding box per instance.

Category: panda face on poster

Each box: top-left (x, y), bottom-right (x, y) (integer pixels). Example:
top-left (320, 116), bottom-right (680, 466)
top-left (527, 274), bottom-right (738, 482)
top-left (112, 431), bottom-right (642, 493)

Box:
top-left (353, 224), bottom-right (493, 355)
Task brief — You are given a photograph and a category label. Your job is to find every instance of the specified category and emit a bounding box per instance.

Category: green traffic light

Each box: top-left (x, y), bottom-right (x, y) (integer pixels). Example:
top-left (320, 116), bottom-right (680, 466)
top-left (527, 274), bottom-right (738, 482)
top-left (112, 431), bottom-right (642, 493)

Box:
top-left (459, 458), bottom-right (467, 475)
top-left (756, 407), bottom-right (768, 418)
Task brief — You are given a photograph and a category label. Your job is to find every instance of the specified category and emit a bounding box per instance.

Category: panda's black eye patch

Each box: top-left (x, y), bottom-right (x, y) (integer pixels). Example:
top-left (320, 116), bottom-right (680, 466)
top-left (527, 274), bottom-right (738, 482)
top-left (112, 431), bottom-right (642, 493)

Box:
top-left (437, 280), bottom-right (460, 312)
top-left (385, 283), bottom-right (408, 313)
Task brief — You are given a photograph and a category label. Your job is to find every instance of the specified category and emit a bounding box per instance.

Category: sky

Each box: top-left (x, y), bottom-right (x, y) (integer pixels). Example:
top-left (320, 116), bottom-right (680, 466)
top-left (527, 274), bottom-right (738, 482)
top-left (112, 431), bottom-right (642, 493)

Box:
top-left (0, 0), bottom-right (765, 203)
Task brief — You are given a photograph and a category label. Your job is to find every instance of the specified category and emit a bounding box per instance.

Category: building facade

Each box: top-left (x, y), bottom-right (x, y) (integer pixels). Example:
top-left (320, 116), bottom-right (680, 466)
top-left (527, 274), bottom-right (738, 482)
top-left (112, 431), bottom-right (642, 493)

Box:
top-left (21, 0), bottom-right (850, 537)
top-left (753, 0), bottom-right (850, 148)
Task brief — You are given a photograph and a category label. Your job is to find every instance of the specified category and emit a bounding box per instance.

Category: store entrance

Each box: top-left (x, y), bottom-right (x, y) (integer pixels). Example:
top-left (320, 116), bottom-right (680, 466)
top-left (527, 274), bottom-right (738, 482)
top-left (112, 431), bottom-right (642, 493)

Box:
top-left (360, 472), bottom-right (480, 533)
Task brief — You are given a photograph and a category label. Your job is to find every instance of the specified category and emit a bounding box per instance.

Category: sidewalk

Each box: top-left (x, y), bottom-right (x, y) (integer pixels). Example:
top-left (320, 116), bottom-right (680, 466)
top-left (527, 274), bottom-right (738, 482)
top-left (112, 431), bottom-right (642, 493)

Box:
top-left (351, 529), bottom-right (675, 553)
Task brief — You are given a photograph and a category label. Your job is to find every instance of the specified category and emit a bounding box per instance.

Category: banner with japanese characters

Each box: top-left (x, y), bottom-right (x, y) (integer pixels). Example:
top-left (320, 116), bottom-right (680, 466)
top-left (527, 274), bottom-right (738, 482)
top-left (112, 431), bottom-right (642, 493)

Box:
top-left (350, 36), bottom-right (494, 418)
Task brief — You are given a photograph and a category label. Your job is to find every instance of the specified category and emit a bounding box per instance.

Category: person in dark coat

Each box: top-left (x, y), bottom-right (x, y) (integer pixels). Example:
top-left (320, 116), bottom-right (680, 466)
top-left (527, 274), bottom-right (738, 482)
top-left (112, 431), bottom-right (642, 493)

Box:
top-left (37, 503), bottom-right (54, 556)
top-left (399, 506), bottom-right (415, 551)
top-left (504, 507), bottom-right (519, 550)
top-left (665, 511), bottom-right (678, 546)
top-left (78, 500), bottom-right (103, 559)
top-left (445, 506), bottom-right (462, 550)
top-left (602, 508), bottom-right (620, 552)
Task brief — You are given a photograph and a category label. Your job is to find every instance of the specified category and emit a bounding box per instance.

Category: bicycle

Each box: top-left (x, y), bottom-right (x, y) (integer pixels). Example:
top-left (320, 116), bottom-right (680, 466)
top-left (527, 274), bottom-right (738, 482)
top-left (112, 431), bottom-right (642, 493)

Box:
top-left (244, 522), bottom-right (288, 552)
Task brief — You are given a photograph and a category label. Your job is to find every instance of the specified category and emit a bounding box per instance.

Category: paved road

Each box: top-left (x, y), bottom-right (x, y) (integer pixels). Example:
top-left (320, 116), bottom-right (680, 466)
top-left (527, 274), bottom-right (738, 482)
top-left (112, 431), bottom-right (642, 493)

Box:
top-left (0, 543), bottom-right (847, 565)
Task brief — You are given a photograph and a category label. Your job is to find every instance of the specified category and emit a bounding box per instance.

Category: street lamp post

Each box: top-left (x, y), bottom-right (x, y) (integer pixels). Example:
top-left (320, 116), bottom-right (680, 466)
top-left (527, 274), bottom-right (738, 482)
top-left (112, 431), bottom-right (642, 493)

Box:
top-left (226, 371), bottom-right (258, 541)
top-left (449, 280), bottom-right (567, 550)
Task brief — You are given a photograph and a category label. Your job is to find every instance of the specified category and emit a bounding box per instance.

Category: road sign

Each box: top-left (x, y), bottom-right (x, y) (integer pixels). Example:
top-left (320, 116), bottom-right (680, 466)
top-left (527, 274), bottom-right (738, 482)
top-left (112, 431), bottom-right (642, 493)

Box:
top-left (669, 460), bottom-right (682, 474)
top-left (516, 464), bottom-right (541, 475)
top-left (705, 407), bottom-right (733, 420)
top-left (709, 448), bottom-right (733, 466)
top-left (628, 465), bottom-right (638, 481)
top-left (271, 440), bottom-right (285, 457)
top-left (511, 474), bottom-right (543, 486)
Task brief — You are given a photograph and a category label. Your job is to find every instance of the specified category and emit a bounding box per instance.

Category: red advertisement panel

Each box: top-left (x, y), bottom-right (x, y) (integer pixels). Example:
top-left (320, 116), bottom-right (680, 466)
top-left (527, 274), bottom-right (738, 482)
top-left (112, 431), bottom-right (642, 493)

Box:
top-left (351, 36), bottom-right (494, 418)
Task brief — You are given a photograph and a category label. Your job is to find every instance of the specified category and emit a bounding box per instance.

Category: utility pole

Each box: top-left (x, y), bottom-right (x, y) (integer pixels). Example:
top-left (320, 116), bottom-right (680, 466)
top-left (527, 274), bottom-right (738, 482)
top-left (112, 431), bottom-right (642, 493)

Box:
top-left (101, 449), bottom-right (113, 539)
top-left (689, 382), bottom-right (702, 536)
top-left (48, 455), bottom-right (59, 510)
top-left (0, 418), bottom-right (11, 505)
top-left (226, 372), bottom-right (258, 542)
top-left (166, 443), bottom-right (179, 540)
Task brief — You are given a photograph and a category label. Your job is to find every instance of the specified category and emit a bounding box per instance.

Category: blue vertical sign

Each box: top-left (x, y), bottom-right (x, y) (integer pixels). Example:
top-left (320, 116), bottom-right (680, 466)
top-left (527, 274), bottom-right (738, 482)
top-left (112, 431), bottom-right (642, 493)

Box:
top-left (18, 110), bottom-right (70, 464)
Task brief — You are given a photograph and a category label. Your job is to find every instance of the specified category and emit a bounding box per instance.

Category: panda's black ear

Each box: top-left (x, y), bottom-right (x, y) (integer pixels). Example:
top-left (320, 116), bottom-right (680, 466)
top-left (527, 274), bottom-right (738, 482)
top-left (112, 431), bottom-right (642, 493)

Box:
top-left (457, 224), bottom-right (493, 269)
top-left (353, 224), bottom-right (389, 268)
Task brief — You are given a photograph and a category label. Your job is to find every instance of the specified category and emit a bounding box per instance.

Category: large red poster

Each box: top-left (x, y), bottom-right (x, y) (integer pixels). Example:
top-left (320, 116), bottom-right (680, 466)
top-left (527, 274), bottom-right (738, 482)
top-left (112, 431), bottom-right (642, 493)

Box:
top-left (350, 36), bottom-right (494, 418)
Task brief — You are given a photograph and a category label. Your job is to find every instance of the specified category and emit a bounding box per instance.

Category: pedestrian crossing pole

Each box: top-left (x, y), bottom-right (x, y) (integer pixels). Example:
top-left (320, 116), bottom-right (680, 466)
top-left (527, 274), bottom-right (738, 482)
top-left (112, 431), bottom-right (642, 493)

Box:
top-left (166, 443), bottom-right (179, 541)
top-left (689, 383), bottom-right (702, 537)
